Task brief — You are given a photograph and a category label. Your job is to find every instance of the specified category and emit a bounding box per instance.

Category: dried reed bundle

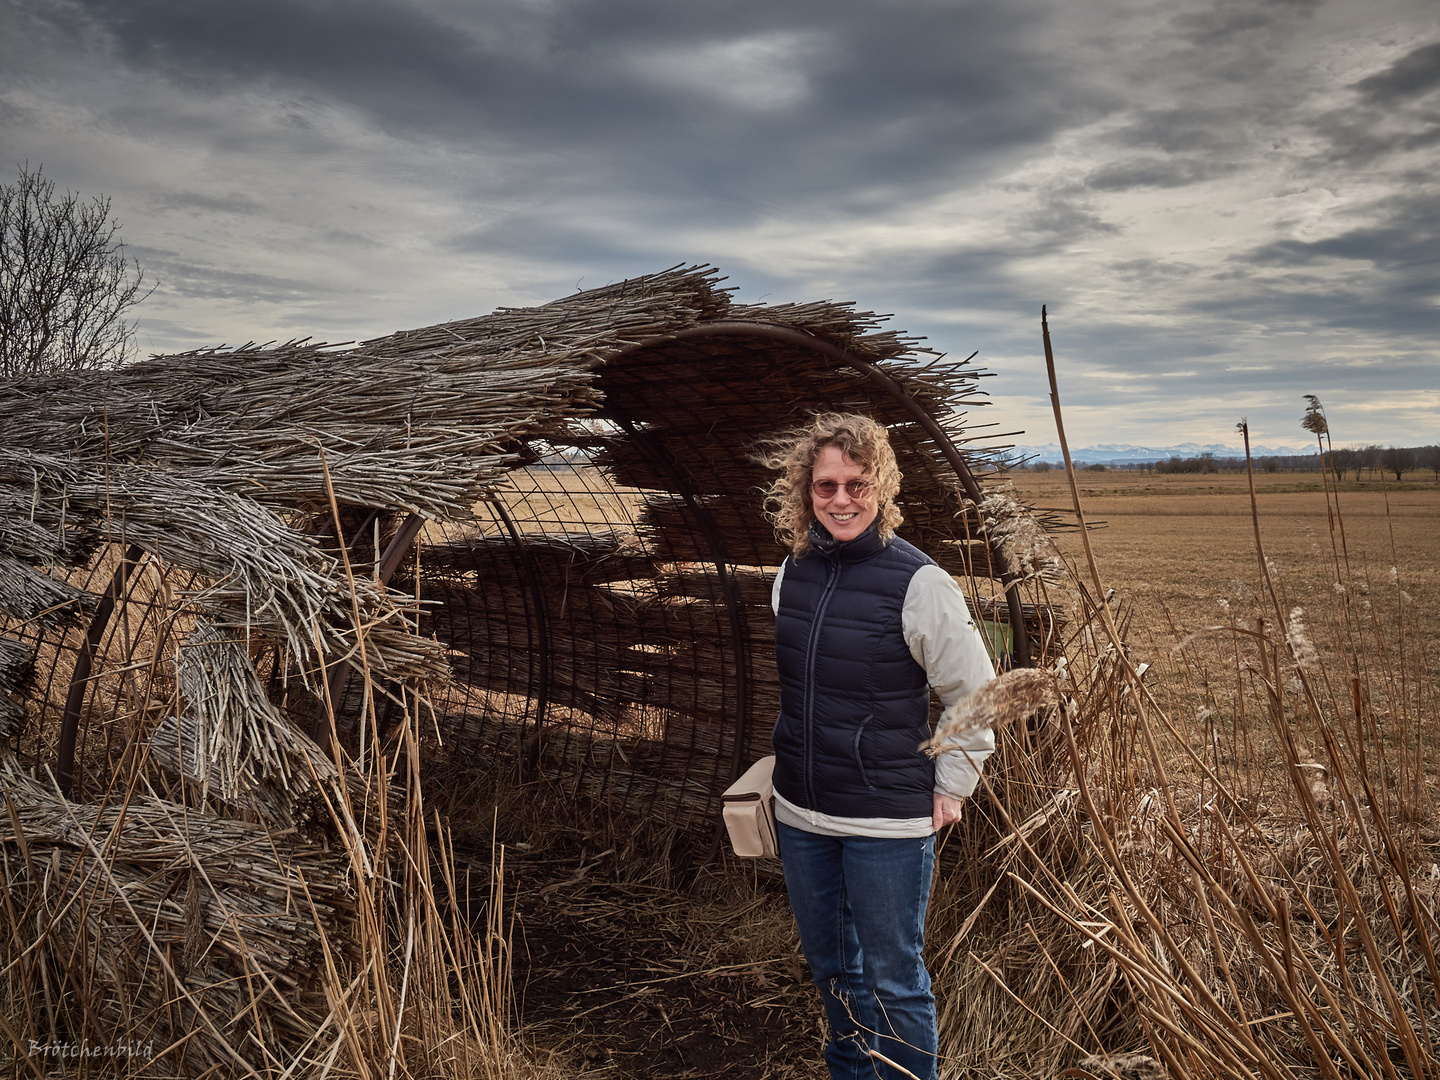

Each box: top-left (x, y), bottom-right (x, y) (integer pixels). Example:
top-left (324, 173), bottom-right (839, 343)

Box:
top-left (413, 575), bottom-right (645, 649)
top-left (922, 667), bottom-right (1064, 753)
top-left (439, 639), bottom-right (628, 722)
top-left (150, 714), bottom-right (309, 830)
top-left (172, 620), bottom-right (296, 801)
top-left (595, 437), bottom-right (772, 496)
top-left (650, 638), bottom-right (782, 711)
top-left (0, 555), bottom-right (96, 628)
top-left (616, 664), bottom-right (731, 722)
top-left (0, 501), bottom-right (101, 565)
top-left (0, 455), bottom-right (102, 559)
top-left (639, 491), bottom-right (773, 542)
top-left (0, 454), bottom-right (449, 687)
top-left (422, 529), bottom-right (655, 586)
top-left (159, 620), bottom-right (344, 824)
top-left (655, 565), bottom-right (778, 607)
top-left (0, 636), bottom-right (35, 736)
top-left (634, 594), bottom-right (736, 644)
top-left (0, 341), bottom-right (603, 526)
top-left (0, 766), bottom-right (354, 1076)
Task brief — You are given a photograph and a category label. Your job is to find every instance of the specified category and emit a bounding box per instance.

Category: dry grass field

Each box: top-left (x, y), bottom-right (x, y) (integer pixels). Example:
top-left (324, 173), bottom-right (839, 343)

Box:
top-left (1009, 468), bottom-right (1439, 674)
top-left (1006, 468), bottom-right (1439, 811)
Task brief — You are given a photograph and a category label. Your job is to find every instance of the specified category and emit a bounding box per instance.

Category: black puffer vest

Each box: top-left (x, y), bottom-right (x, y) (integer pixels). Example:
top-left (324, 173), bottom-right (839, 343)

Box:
top-left (772, 519), bottom-right (935, 818)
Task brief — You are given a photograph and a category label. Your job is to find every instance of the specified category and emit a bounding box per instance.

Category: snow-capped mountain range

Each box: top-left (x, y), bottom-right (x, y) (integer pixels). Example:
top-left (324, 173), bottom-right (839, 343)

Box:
top-left (1010, 442), bottom-right (1311, 465)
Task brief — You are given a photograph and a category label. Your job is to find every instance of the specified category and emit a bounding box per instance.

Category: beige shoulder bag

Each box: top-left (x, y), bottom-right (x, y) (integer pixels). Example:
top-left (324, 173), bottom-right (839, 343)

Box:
top-left (721, 755), bottom-right (779, 858)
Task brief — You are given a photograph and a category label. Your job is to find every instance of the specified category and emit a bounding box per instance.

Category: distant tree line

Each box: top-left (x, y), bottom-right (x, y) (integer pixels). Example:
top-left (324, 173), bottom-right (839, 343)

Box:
top-left (1328, 445), bottom-right (1440, 482)
top-left (1023, 445), bottom-right (1440, 481)
top-left (1154, 453), bottom-right (1224, 474)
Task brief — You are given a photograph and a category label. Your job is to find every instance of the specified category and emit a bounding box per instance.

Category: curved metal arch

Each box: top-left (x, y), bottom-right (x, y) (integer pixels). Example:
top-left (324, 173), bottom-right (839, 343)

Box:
top-left (606, 410), bottom-right (753, 853)
top-left (312, 511), bottom-right (426, 749)
top-left (56, 543), bottom-right (146, 796)
top-left (602, 321), bottom-right (1034, 670)
top-left (492, 499), bottom-right (551, 776)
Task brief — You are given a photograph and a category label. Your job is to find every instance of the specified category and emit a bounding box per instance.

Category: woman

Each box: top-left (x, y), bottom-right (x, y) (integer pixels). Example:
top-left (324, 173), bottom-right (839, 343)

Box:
top-left (763, 413), bottom-right (996, 1080)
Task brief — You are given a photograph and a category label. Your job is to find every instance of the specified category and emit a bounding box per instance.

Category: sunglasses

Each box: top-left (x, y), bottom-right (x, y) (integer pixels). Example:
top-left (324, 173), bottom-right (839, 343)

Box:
top-left (811, 479), bottom-right (874, 499)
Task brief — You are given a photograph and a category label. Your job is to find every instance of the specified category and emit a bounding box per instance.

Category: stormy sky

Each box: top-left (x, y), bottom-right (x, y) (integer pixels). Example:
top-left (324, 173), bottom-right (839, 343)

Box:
top-left (3, 0), bottom-right (1437, 450)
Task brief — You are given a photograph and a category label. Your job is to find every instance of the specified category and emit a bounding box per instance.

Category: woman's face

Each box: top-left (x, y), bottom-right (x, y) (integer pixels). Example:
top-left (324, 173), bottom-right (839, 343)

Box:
top-left (810, 445), bottom-right (879, 543)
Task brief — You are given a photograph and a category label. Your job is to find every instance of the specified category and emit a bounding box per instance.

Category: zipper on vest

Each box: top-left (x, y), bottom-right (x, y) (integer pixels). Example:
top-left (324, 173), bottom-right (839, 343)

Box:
top-left (853, 716), bottom-right (875, 789)
top-left (801, 558), bottom-right (841, 808)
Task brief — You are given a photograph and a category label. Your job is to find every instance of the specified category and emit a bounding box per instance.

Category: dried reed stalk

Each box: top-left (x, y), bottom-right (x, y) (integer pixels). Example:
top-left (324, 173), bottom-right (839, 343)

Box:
top-left (922, 667), bottom-right (1064, 753)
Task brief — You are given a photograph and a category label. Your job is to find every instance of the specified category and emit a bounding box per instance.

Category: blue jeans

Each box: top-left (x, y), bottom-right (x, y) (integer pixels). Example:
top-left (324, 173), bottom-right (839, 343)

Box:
top-left (778, 822), bottom-right (938, 1080)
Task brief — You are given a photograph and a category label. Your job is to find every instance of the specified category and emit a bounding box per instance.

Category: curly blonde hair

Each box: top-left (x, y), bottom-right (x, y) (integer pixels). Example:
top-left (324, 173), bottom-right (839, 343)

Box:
top-left (759, 412), bottom-right (903, 557)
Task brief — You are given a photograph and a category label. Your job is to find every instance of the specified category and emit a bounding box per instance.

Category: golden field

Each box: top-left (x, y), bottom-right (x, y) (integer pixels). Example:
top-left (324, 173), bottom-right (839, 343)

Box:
top-left (1007, 468), bottom-right (1440, 673)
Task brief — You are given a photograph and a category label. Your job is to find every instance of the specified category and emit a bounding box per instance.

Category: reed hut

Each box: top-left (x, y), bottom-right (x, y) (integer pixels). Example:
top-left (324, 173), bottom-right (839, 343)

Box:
top-left (0, 265), bottom-right (1063, 1073)
top-left (1, 264), bottom-right (1060, 836)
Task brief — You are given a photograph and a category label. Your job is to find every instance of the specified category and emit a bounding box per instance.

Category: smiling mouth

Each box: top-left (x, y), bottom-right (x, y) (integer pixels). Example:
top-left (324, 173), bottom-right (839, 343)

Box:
top-left (830, 512), bottom-right (858, 522)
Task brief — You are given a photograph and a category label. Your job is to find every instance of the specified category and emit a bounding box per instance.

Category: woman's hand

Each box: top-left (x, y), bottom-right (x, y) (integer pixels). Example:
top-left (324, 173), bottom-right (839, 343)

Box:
top-left (932, 791), bottom-right (965, 830)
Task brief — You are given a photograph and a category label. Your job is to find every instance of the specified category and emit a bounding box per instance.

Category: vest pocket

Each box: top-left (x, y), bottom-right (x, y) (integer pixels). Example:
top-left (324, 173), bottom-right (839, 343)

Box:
top-left (852, 716), bottom-right (875, 789)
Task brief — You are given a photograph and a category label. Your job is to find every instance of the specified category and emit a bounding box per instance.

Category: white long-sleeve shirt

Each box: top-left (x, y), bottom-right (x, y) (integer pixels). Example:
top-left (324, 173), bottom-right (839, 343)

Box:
top-left (770, 560), bottom-right (997, 838)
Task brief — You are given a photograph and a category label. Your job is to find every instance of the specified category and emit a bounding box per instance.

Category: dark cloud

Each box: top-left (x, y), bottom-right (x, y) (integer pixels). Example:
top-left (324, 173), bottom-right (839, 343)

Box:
top-left (1161, 0), bottom-right (1324, 86)
top-left (1194, 251), bottom-right (1440, 338)
top-left (1170, 0), bottom-right (1322, 50)
top-left (1304, 39), bottom-right (1440, 167)
top-left (129, 245), bottom-right (332, 305)
top-left (1108, 107), bottom-right (1253, 156)
top-left (1310, 101), bottom-right (1440, 166)
top-left (67, 0), bottom-right (1110, 208)
top-left (1015, 193), bottom-right (1118, 241)
top-left (1353, 40), bottom-right (1440, 104)
top-left (1248, 224), bottom-right (1438, 274)
top-left (1236, 190), bottom-right (1440, 332)
top-left (1106, 257), bottom-right (1204, 283)
top-left (78, 0), bottom-right (484, 91)
top-left (1086, 155), bottom-right (1241, 190)
top-left (151, 191), bottom-right (265, 216)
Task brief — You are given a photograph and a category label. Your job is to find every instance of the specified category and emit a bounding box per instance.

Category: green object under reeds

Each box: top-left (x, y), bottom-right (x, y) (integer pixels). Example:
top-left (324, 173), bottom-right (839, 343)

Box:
top-left (977, 618), bottom-right (1013, 667)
